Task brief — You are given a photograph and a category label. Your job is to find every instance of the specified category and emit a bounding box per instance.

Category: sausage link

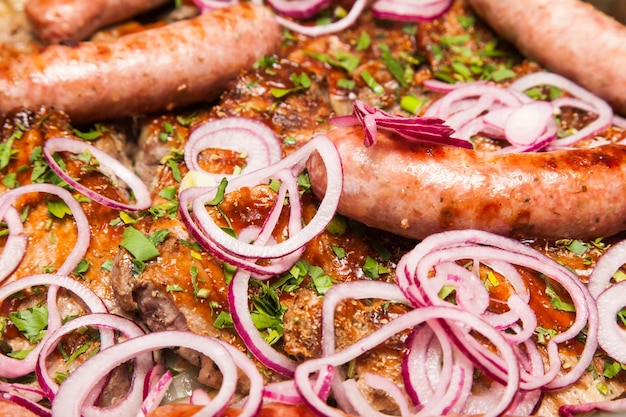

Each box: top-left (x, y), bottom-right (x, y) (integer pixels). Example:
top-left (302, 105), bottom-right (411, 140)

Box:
top-left (1, 3), bottom-right (281, 123)
top-left (466, 0), bottom-right (626, 115)
top-left (308, 126), bottom-right (626, 240)
top-left (25, 0), bottom-right (170, 44)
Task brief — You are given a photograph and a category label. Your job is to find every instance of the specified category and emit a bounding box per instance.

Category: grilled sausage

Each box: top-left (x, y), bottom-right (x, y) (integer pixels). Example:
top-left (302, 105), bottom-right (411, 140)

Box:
top-left (25, 0), bottom-right (170, 44)
top-left (307, 126), bottom-right (626, 241)
top-left (0, 3), bottom-right (281, 123)
top-left (466, 0), bottom-right (626, 115)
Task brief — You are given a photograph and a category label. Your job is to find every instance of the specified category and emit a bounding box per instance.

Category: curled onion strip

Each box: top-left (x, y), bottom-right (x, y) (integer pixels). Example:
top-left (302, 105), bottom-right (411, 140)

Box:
top-left (270, 0), bottom-right (368, 36)
top-left (509, 72), bottom-right (613, 149)
top-left (138, 369), bottom-right (173, 417)
top-left (334, 100), bottom-right (465, 148)
top-left (180, 134), bottom-right (341, 276)
top-left (0, 206), bottom-right (27, 284)
top-left (265, 0), bottom-right (331, 19)
top-left (184, 117), bottom-right (282, 181)
top-left (52, 331), bottom-right (238, 417)
top-left (215, 341), bottom-right (264, 417)
top-left (559, 397), bottom-right (626, 417)
top-left (295, 306), bottom-right (519, 417)
top-left (181, 169), bottom-right (304, 277)
top-left (372, 0), bottom-right (452, 22)
top-left (36, 313), bottom-right (143, 403)
top-left (229, 270), bottom-right (298, 376)
top-left (596, 281), bottom-right (626, 363)
top-left (0, 274), bottom-right (107, 379)
top-left (0, 183), bottom-right (90, 277)
top-left (422, 72), bottom-right (615, 150)
top-left (396, 229), bottom-right (597, 391)
top-left (587, 239), bottom-right (626, 299)
top-left (43, 137), bottom-right (151, 211)
top-left (0, 392), bottom-right (52, 416)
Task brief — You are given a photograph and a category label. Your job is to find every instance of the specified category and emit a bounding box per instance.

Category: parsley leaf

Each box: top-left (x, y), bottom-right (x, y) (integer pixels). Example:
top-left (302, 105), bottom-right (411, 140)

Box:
top-left (120, 227), bottom-right (161, 262)
top-left (9, 306), bottom-right (48, 344)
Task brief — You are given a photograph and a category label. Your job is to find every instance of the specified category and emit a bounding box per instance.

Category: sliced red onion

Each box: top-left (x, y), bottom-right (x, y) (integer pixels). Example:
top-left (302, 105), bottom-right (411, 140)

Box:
top-left (504, 101), bottom-right (555, 149)
top-left (36, 313), bottom-right (142, 402)
top-left (265, 0), bottom-right (331, 18)
top-left (1, 392), bottom-right (52, 417)
top-left (52, 331), bottom-right (239, 417)
top-left (0, 274), bottom-right (107, 379)
top-left (428, 84), bottom-right (523, 120)
top-left (0, 183), bottom-right (90, 277)
top-left (182, 134), bottom-right (341, 269)
top-left (184, 117), bottom-right (282, 182)
top-left (587, 239), bottom-right (626, 299)
top-left (595, 281), bottom-right (626, 363)
top-left (0, 381), bottom-right (45, 402)
top-left (321, 281), bottom-right (408, 356)
top-left (273, 0), bottom-right (367, 36)
top-left (559, 397), bottom-right (626, 417)
top-left (445, 94), bottom-right (496, 131)
top-left (229, 270), bottom-right (297, 376)
top-left (215, 341), bottom-right (264, 417)
top-left (181, 169), bottom-right (304, 277)
top-left (372, 0), bottom-right (451, 21)
top-left (509, 72), bottom-right (613, 149)
top-left (294, 306), bottom-right (520, 417)
top-left (342, 376), bottom-right (413, 417)
top-left (43, 137), bottom-right (151, 211)
top-left (0, 206), bottom-right (27, 284)
top-left (138, 369), bottom-right (173, 417)
top-left (342, 100), bottom-right (466, 148)
top-left (395, 229), bottom-right (597, 391)
top-left (191, 0), bottom-right (237, 12)
top-left (262, 380), bottom-right (304, 405)
top-left (422, 79), bottom-right (488, 94)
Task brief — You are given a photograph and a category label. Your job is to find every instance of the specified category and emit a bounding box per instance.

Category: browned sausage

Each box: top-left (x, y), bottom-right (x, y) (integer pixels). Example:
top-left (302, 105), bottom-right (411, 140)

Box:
top-left (25, 0), bottom-right (170, 44)
top-left (0, 3), bottom-right (281, 123)
top-left (466, 0), bottom-right (626, 115)
top-left (307, 125), bottom-right (626, 241)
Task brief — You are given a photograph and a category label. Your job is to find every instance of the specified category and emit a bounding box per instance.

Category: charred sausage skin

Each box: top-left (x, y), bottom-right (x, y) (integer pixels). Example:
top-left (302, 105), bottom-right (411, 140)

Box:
top-left (25, 0), bottom-right (170, 44)
top-left (1, 3), bottom-right (281, 123)
top-left (308, 126), bottom-right (626, 241)
top-left (466, 0), bottom-right (626, 115)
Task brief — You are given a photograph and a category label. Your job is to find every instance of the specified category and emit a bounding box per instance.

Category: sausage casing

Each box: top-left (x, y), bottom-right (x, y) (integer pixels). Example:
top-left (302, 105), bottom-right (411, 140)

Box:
top-left (1, 3), bottom-right (281, 123)
top-left (308, 126), bottom-right (626, 240)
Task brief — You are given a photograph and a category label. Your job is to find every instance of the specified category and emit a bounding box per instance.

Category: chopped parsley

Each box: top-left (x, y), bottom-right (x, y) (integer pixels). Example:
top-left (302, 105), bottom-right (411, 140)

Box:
top-left (9, 305), bottom-right (48, 344)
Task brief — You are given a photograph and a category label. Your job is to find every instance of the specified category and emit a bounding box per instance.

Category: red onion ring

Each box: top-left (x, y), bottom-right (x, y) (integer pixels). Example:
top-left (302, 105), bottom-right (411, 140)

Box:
top-left (0, 274), bottom-right (107, 379)
top-left (184, 117), bottom-right (282, 182)
top-left (43, 137), bottom-right (151, 211)
top-left (36, 313), bottom-right (143, 402)
top-left (1, 391), bottom-right (51, 417)
top-left (560, 397), bottom-right (626, 417)
top-left (395, 229), bottom-right (597, 391)
top-left (0, 206), bottom-right (27, 284)
top-left (595, 281), bottom-right (626, 363)
top-left (372, 0), bottom-right (452, 22)
top-left (52, 331), bottom-right (239, 417)
top-left (587, 239), bottom-right (626, 299)
top-left (139, 369), bottom-right (173, 417)
top-left (421, 72), bottom-right (615, 151)
top-left (509, 72), bottom-right (613, 149)
top-left (180, 134), bottom-right (341, 274)
top-left (229, 270), bottom-right (297, 376)
top-left (0, 183), bottom-right (90, 277)
top-left (268, 0), bottom-right (368, 37)
top-left (295, 305), bottom-right (520, 417)
top-left (265, 0), bottom-right (332, 19)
